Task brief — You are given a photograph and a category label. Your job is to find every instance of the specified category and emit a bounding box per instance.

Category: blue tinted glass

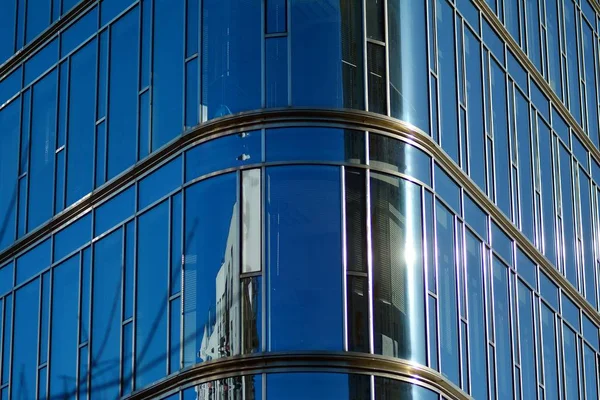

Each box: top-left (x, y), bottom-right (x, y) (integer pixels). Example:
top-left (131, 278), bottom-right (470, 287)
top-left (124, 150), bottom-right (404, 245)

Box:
top-left (457, 0), bottom-right (479, 30)
top-left (267, 0), bottom-right (286, 33)
top-left (0, 263), bottom-right (13, 296)
top-left (0, 0), bottom-right (16, 63)
top-left (55, 149), bottom-right (65, 214)
top-left (563, 325), bottom-right (579, 400)
top-left (465, 29), bottom-right (486, 192)
top-left (183, 173), bottom-right (241, 366)
top-left (50, 255), bottom-right (79, 399)
top-left (136, 201), bottom-right (169, 388)
top-left (77, 345), bottom-right (88, 399)
top-left (12, 280), bottom-right (39, 399)
top-left (58, 61), bottom-right (68, 147)
top-left (139, 90), bottom-right (150, 160)
top-left (94, 186), bottom-right (135, 237)
top-left (138, 157), bottom-right (182, 210)
top-left (1, 295), bottom-right (11, 385)
top-left (185, 59), bottom-right (199, 128)
top-left (559, 145), bottom-right (577, 287)
top-left (169, 298), bottom-right (180, 373)
top-left (203, 0), bottom-right (261, 118)
top-left (583, 314), bottom-right (599, 350)
top-left (530, 81), bottom-right (549, 121)
top-left (424, 191), bottom-right (436, 293)
top-left (491, 59), bottom-right (511, 218)
top-left (100, 0), bottom-right (130, 25)
top-left (584, 345), bottom-right (598, 400)
top-left (437, 0), bottom-right (459, 162)
top-left (482, 19), bottom-right (504, 63)
top-left (124, 221), bottom-right (135, 320)
top-left (515, 91), bottom-right (534, 242)
top-left (579, 172), bottom-right (596, 307)
top-left (434, 164), bottom-right (460, 213)
top-left (267, 127), bottom-right (364, 163)
top-left (507, 51), bottom-right (527, 91)
top-left (552, 106), bottom-right (569, 143)
top-left (186, 0), bottom-right (199, 56)
top-left (537, 120), bottom-right (556, 265)
top-left (266, 37), bottom-right (288, 108)
top-left (171, 194), bottom-right (182, 296)
top-left (370, 134), bottom-right (431, 186)
top-left (91, 229), bottom-right (122, 398)
top-left (107, 8), bottom-right (138, 179)
top-left (267, 166), bottom-right (343, 351)
top-left (388, 0), bottom-right (429, 133)
top-left (122, 322), bottom-right (133, 395)
top-left (572, 134), bottom-right (588, 168)
top-left (67, 40), bottom-right (96, 206)
top-left (0, 68), bottom-right (21, 106)
top-left (525, 0), bottom-right (541, 70)
top-left (184, 376), bottom-right (262, 399)
top-left (435, 201), bottom-right (459, 385)
top-left (16, 238), bottom-right (50, 285)
top-left (0, 100), bottom-right (20, 250)
top-left (583, 22), bottom-right (599, 147)
top-left (540, 271), bottom-right (559, 310)
top-left (516, 248), bottom-right (536, 289)
top-left (97, 30), bottom-right (107, 120)
top-left (565, 2), bottom-right (581, 125)
top-left (95, 121), bottom-right (106, 187)
top-left (25, 0), bottom-right (51, 42)
top-left (28, 70), bottom-right (57, 231)
top-left (290, 0), bottom-right (363, 109)
top-left (561, 293), bottom-right (580, 330)
top-left (371, 174), bottom-right (426, 364)
top-left (546, 0), bottom-right (561, 98)
top-left (517, 281), bottom-right (536, 400)
top-left (465, 232), bottom-right (487, 400)
top-left (38, 367), bottom-right (47, 400)
top-left (140, 0), bottom-right (151, 88)
top-left (493, 257), bottom-right (513, 400)
top-left (185, 132), bottom-right (261, 181)
top-left (491, 222), bottom-right (512, 266)
top-left (464, 194), bottom-right (487, 240)
top-left (61, 8), bottom-right (98, 58)
top-left (24, 39), bottom-right (58, 88)
top-left (54, 213), bottom-right (91, 262)
top-left (80, 247), bottom-right (90, 344)
top-left (153, 0), bottom-right (184, 150)
top-left (268, 373), bottom-right (368, 399)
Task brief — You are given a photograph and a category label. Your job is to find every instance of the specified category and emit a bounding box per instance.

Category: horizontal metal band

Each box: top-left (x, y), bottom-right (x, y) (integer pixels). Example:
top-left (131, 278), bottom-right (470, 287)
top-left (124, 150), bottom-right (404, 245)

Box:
top-left (0, 107), bottom-right (597, 328)
top-left (0, 0), bottom-right (97, 79)
top-left (124, 352), bottom-right (470, 400)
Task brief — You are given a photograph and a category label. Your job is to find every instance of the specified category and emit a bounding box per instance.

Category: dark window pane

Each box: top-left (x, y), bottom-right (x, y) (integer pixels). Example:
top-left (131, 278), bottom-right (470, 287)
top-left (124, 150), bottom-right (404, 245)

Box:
top-left (185, 132), bottom-right (262, 181)
top-left (0, 100), bottom-right (20, 250)
top-left (49, 256), bottom-right (79, 399)
top-left (267, 127), bottom-right (364, 163)
top-left (91, 229), bottom-right (122, 398)
top-left (371, 173), bottom-right (426, 364)
top-left (153, 0), bottom-right (184, 150)
top-left (366, 0), bottom-right (384, 41)
top-left (136, 202), bottom-right (169, 388)
top-left (241, 277), bottom-right (261, 355)
top-left (266, 37), bottom-right (288, 108)
top-left (375, 377), bottom-right (438, 399)
top-left (2, 295), bottom-right (12, 385)
top-left (345, 169), bottom-right (367, 273)
top-left (367, 43), bottom-right (386, 114)
top-left (370, 134), bottom-right (431, 186)
top-left (347, 276), bottom-right (369, 352)
top-left (203, 0), bottom-right (261, 119)
top-left (185, 375), bottom-right (261, 399)
top-left (267, 0), bottom-right (287, 33)
top-left (267, 166), bottom-right (343, 351)
top-left (268, 373), bottom-right (369, 399)
top-left (12, 280), bottom-right (39, 399)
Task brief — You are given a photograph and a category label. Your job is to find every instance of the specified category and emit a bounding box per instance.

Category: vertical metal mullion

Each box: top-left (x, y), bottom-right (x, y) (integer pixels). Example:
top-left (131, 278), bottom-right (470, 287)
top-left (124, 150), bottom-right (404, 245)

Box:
top-left (341, 166), bottom-right (348, 352)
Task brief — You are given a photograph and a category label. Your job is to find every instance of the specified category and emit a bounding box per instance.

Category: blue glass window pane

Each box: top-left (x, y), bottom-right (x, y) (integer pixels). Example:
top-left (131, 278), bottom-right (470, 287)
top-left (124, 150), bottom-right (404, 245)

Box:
top-left (376, 377), bottom-right (438, 399)
top-left (38, 367), bottom-right (47, 400)
top-left (434, 164), bottom-right (460, 213)
top-left (267, 0), bottom-right (286, 33)
top-left (61, 8), bottom-right (98, 58)
top-left (546, 0), bottom-right (561, 98)
top-left (94, 186), bottom-right (135, 237)
top-left (424, 192), bottom-right (436, 293)
top-left (565, 2), bottom-right (581, 125)
top-left (482, 19), bottom-right (504, 63)
top-left (584, 345), bottom-right (598, 400)
top-left (492, 257), bottom-right (513, 400)
top-left (465, 231), bottom-right (487, 400)
top-left (54, 213), bottom-right (91, 262)
top-left (152, 0), bottom-right (184, 150)
top-left (124, 221), bottom-right (135, 320)
top-left (583, 314), bottom-right (599, 351)
top-left (0, 68), bottom-right (21, 106)
top-left (122, 323), bottom-right (133, 395)
top-left (266, 37), bottom-right (288, 108)
top-left (184, 376), bottom-right (262, 399)
top-left (185, 59), bottom-right (199, 129)
top-left (0, 263), bottom-right (13, 296)
top-left (0, 100), bottom-right (20, 250)
top-left (465, 29), bottom-right (485, 192)
top-left (525, 0), bottom-right (541, 71)
top-left (107, 8), bottom-right (138, 179)
top-left (138, 157), bottom-right (182, 210)
top-left (136, 201), bottom-right (169, 388)
top-left (67, 40), bottom-right (96, 206)
top-left (16, 238), bottom-right (50, 285)
top-left (77, 345), bottom-right (88, 400)
top-left (138, 90), bottom-right (150, 161)
top-left (516, 248), bottom-right (536, 289)
top-left (12, 280), bottom-right (39, 399)
top-left (268, 373), bottom-right (369, 399)
top-left (435, 201), bottom-right (459, 385)
top-left (267, 127), bottom-right (364, 164)
top-left (491, 59), bottom-right (511, 218)
top-left (437, 0), bottom-right (459, 162)
top-left (539, 271), bottom-right (559, 310)
top-left (267, 166), bottom-right (343, 351)
top-left (517, 281), bottom-right (536, 400)
top-left (561, 293), bottom-right (580, 330)
top-left (80, 247), bottom-right (91, 344)
top-left (28, 70), bottom-right (57, 231)
top-left (491, 222), bottom-right (512, 266)
top-left (95, 121), bottom-right (106, 187)
top-left (583, 22), bottom-right (599, 147)
top-left (203, 0), bottom-right (261, 119)
top-left (370, 134), bottom-right (431, 186)
top-left (563, 325), bottom-right (579, 400)
top-left (515, 91), bottom-right (534, 242)
top-left (530, 81), bottom-right (549, 122)
top-left (579, 172), bottom-right (596, 307)
top-left (538, 120), bottom-right (556, 265)
top-left (541, 304), bottom-right (559, 399)
top-left (63, 0), bottom-right (82, 14)
top-left (186, 0), bottom-right (199, 56)
top-left (101, 0), bottom-right (130, 25)
top-left (140, 0), bottom-right (151, 88)
top-left (24, 39), bottom-right (58, 88)
top-left (185, 132), bottom-right (261, 181)
top-left (1, 295), bottom-right (11, 385)
top-left (49, 255), bottom-right (79, 399)
top-left (171, 194), bottom-right (182, 296)
top-left (371, 173), bottom-right (426, 364)
top-left (0, 0), bottom-right (16, 63)
top-left (169, 298), bottom-right (180, 373)
top-left (91, 229), bottom-right (122, 398)
top-left (559, 145), bottom-right (577, 287)
top-left (572, 135), bottom-right (588, 168)
top-left (183, 173), bottom-right (240, 366)
top-left (25, 0), bottom-right (51, 42)
top-left (290, 0), bottom-right (363, 109)
top-left (388, 0), bottom-right (429, 133)
top-left (464, 194), bottom-right (487, 240)
top-left (507, 51), bottom-right (527, 91)
top-left (97, 30), bottom-right (107, 120)
top-left (552, 107), bottom-right (569, 143)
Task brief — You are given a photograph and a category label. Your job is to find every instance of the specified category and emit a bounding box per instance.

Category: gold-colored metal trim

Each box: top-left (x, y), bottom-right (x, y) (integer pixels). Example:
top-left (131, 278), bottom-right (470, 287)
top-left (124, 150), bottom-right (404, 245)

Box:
top-left (124, 352), bottom-right (471, 400)
top-left (0, 107), bottom-right (597, 326)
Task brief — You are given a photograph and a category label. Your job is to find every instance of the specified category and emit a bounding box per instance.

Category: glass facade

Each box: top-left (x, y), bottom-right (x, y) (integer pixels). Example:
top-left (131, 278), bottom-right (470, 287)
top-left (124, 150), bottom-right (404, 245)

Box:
top-left (2, 0), bottom-right (600, 399)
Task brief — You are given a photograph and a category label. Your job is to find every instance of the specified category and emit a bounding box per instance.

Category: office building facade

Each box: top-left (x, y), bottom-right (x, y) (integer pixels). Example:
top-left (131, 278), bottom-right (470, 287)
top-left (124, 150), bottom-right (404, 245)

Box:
top-left (1, 0), bottom-right (600, 398)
